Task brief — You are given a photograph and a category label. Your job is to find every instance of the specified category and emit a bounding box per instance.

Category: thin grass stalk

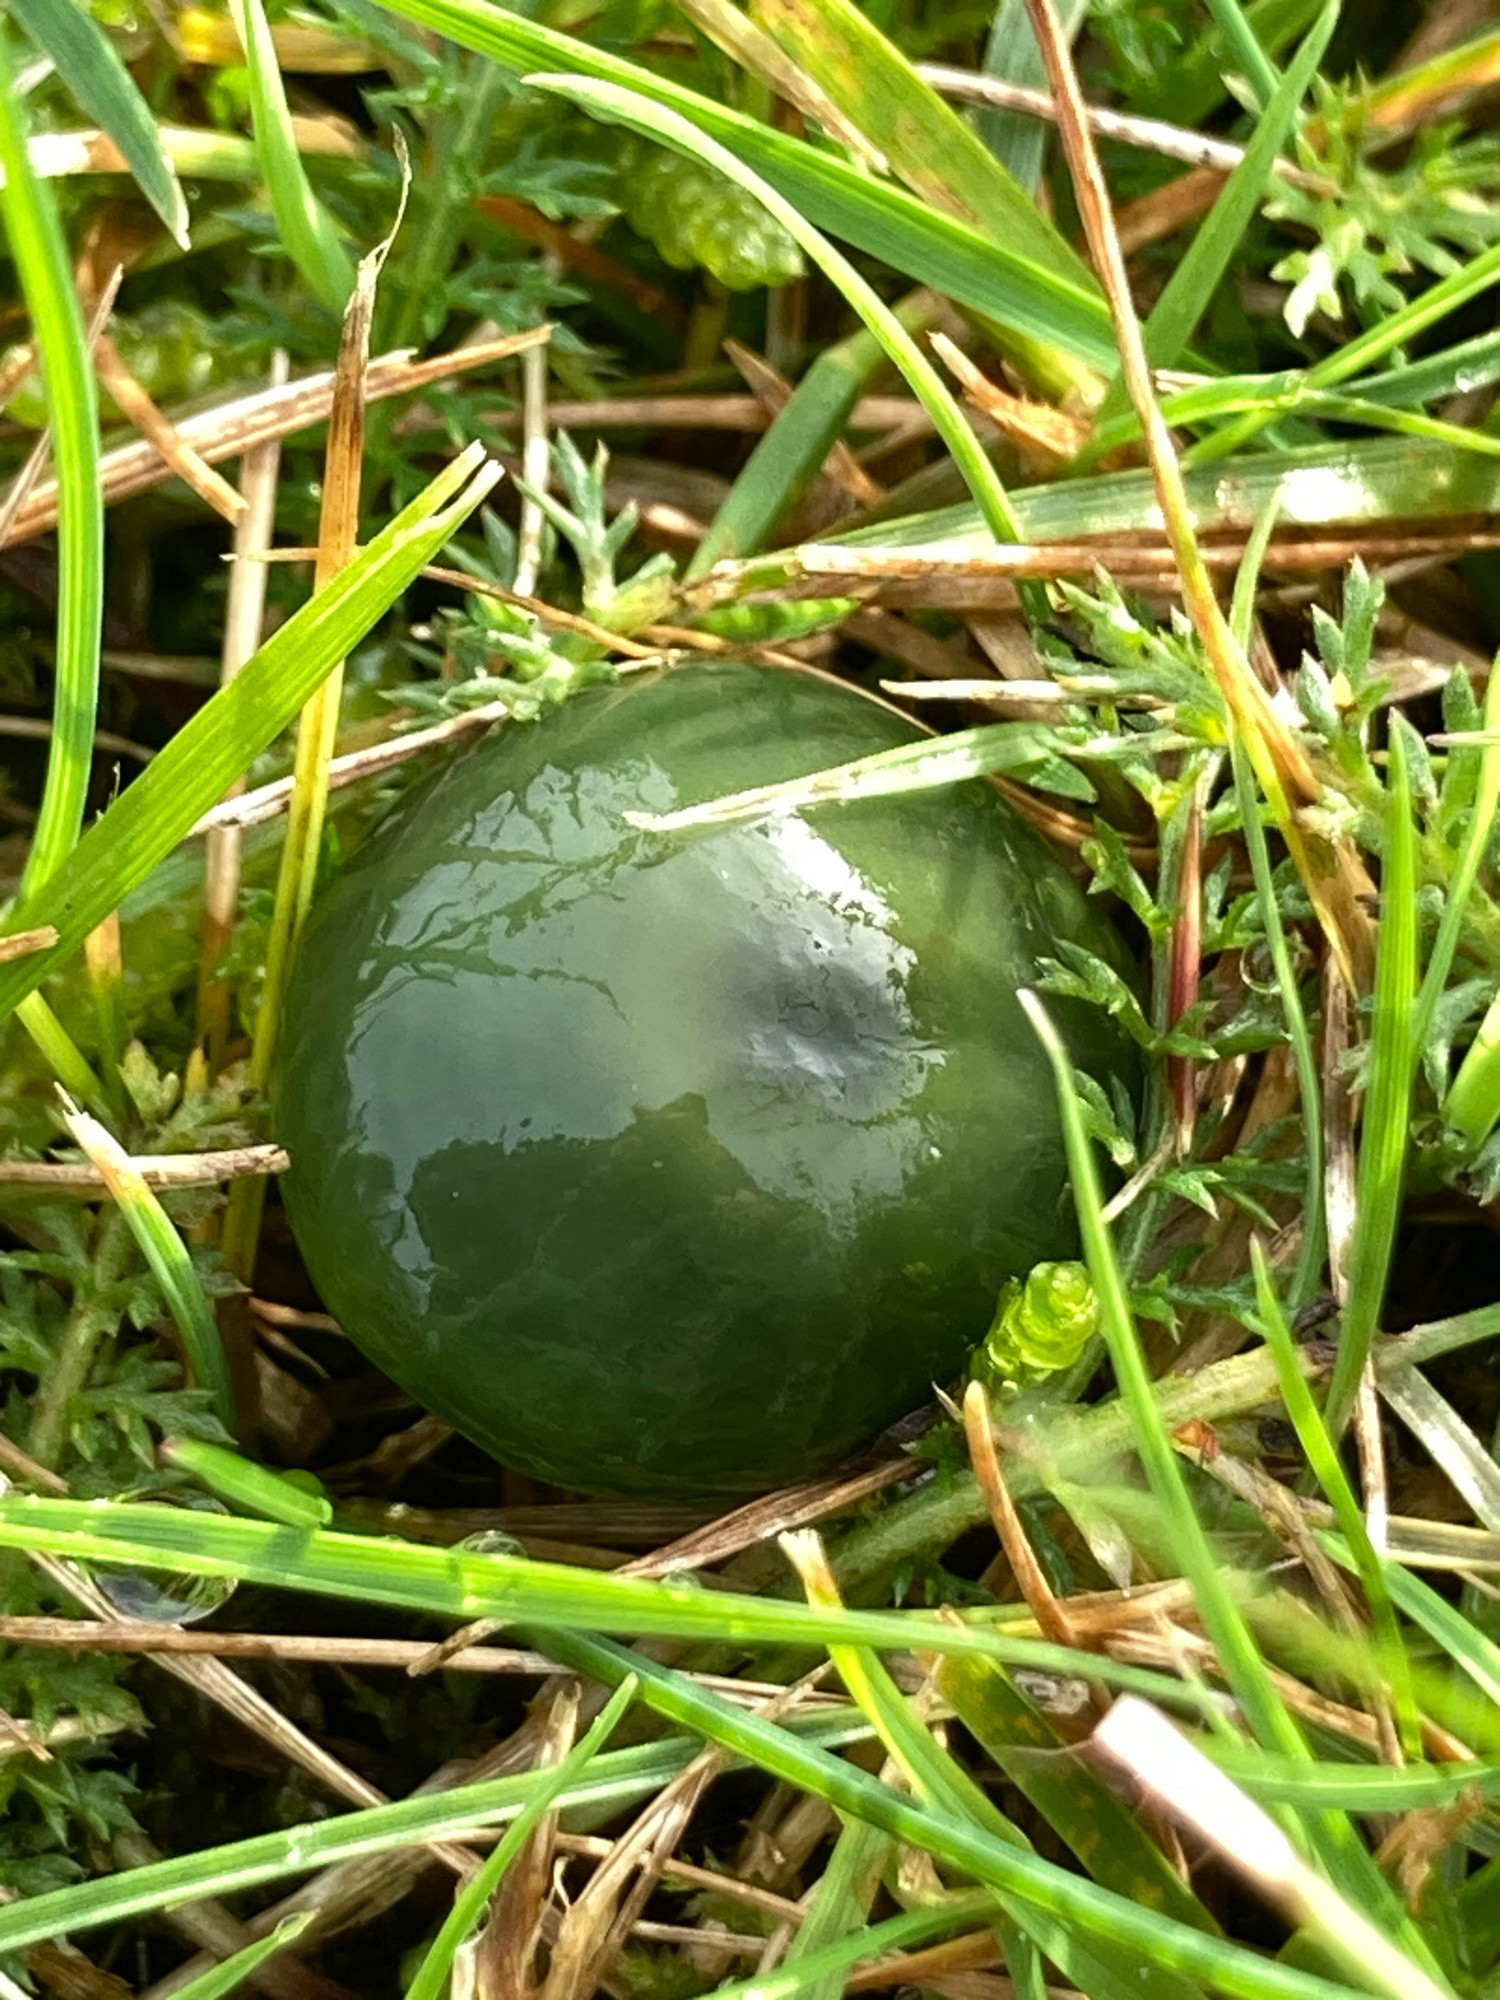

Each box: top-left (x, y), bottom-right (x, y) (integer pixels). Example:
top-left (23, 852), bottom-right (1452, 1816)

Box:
top-left (60, 1101), bottom-right (236, 1432)
top-left (1226, 498), bottom-right (1325, 1304)
top-left (222, 237), bottom-right (387, 1282)
top-left (1203, 0), bottom-right (1281, 104)
top-left (0, 29), bottom-right (103, 902)
top-left (228, 0), bottom-right (354, 312)
top-left (1325, 727), bottom-right (1419, 1437)
top-left (199, 352), bottom-right (289, 1070)
top-left (1017, 992), bottom-right (1305, 1757)
top-left (406, 1679), bottom-right (638, 2000)
top-left (1014, 0), bottom-right (1371, 988)
top-left (1251, 1241), bottom-right (1421, 1757)
top-left (1435, 654), bottom-right (1500, 1142)
top-left (1017, 990), bottom-right (1448, 1971)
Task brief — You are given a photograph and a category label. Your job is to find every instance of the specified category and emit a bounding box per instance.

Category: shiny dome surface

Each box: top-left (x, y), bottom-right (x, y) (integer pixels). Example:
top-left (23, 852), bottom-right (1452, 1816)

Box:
top-left (275, 663), bottom-right (1133, 1497)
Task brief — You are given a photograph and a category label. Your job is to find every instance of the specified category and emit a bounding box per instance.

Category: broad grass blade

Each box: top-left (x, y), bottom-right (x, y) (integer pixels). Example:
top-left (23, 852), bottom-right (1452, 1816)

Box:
top-left (9, 0), bottom-right (189, 245)
top-left (0, 449), bottom-right (500, 1024)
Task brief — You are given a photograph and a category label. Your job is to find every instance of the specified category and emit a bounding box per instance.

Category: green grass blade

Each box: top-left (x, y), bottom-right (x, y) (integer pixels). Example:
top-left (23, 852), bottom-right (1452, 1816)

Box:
top-left (1364, 1557), bottom-right (1500, 1711)
top-left (1016, 993), bottom-right (1445, 1975)
top-left (61, 1104), bottom-right (236, 1433)
top-left (167, 1916), bottom-right (313, 2000)
top-left (1230, 497), bottom-right (1325, 1307)
top-left (0, 1725), bottom-right (865, 1954)
top-left (228, 0), bottom-right (356, 313)
top-left (751, 0), bottom-right (1094, 288)
top-left (529, 75), bottom-right (1034, 569)
top-left (406, 1678), bottom-right (638, 2000)
top-left (784, 1537), bottom-right (1064, 2000)
top-left (1207, 1751), bottom-right (1500, 1812)
top-left (1325, 726), bottom-right (1418, 1437)
top-left (975, 0), bottom-right (1085, 190)
top-left (0, 448), bottom-right (501, 1025)
top-left (687, 292), bottom-right (942, 575)
top-left (0, 1494), bottom-right (1256, 1702)
top-left (9, 0), bottom-right (189, 246)
top-left (1251, 1241), bottom-right (1420, 1756)
top-left (938, 1653), bottom-right (1221, 1933)
top-left (776, 1819), bottom-right (895, 2000)
top-left (623, 722), bottom-right (1085, 832)
top-left (1354, 327), bottom-right (1500, 409)
top-left (0, 27), bottom-right (103, 902)
top-left (1228, 732), bottom-right (1325, 1302)
top-left (1203, 0), bottom-right (1282, 105)
top-left (1095, 4), bottom-right (1336, 438)
top-left (1017, 990), bottom-right (1305, 1760)
top-left (1189, 237), bottom-right (1500, 465)
top-left (367, 0), bottom-right (1118, 367)
top-left (161, 1437), bottom-right (332, 1528)
top-left (534, 1628), bottom-right (1385, 2000)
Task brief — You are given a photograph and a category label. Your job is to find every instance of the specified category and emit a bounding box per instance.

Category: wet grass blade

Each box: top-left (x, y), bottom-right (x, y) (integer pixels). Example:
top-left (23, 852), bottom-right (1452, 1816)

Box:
top-left (0, 1494), bottom-right (1257, 1702)
top-left (0, 27), bottom-right (103, 902)
top-left (9, 0), bottom-right (189, 246)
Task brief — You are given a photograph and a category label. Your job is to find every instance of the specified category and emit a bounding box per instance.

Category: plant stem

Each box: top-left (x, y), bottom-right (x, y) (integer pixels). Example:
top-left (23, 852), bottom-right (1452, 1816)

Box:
top-left (28, 1209), bottom-right (131, 1470)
